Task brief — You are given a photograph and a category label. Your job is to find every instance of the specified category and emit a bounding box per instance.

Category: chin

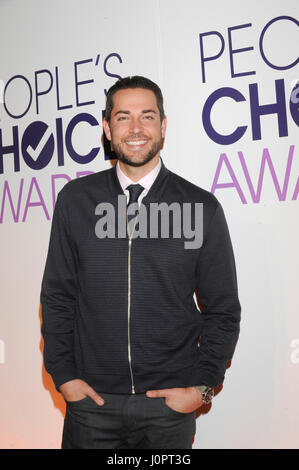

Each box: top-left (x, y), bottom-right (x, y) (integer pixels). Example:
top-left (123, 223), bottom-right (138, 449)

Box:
top-left (117, 153), bottom-right (157, 168)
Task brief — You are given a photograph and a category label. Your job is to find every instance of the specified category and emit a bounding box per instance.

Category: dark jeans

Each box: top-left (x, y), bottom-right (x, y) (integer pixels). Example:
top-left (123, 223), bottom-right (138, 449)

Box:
top-left (62, 392), bottom-right (196, 449)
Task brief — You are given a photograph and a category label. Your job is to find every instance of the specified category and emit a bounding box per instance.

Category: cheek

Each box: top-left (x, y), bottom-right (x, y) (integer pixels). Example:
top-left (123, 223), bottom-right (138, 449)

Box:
top-left (146, 123), bottom-right (162, 137)
top-left (109, 129), bottom-right (123, 143)
top-left (112, 124), bottom-right (130, 139)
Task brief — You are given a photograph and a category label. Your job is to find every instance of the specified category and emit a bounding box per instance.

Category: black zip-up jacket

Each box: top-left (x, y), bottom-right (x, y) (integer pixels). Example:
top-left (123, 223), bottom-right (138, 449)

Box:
top-left (41, 161), bottom-right (241, 393)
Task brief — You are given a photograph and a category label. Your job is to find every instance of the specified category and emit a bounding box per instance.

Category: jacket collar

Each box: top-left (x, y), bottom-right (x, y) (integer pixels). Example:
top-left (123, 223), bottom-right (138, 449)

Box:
top-left (110, 157), bottom-right (170, 202)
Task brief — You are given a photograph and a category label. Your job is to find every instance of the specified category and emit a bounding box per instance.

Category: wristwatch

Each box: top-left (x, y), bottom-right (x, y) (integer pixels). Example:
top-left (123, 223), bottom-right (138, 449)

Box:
top-left (194, 385), bottom-right (214, 404)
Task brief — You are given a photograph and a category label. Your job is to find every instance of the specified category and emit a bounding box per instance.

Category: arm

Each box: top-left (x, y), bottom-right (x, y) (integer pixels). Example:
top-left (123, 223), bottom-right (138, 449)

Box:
top-left (40, 189), bottom-right (111, 406)
top-left (194, 202), bottom-right (241, 388)
top-left (147, 202), bottom-right (241, 412)
top-left (40, 189), bottom-right (78, 390)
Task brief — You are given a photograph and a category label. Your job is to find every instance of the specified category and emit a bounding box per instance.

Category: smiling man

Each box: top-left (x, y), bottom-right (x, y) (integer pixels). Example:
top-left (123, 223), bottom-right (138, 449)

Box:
top-left (41, 76), bottom-right (241, 449)
top-left (103, 87), bottom-right (166, 172)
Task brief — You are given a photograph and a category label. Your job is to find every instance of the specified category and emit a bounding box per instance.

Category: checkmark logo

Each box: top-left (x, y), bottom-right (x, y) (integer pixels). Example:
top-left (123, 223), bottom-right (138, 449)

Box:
top-left (22, 121), bottom-right (55, 170)
top-left (26, 127), bottom-right (52, 162)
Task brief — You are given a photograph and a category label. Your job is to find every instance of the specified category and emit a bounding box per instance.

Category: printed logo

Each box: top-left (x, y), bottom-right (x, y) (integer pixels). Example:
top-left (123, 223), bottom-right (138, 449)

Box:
top-left (94, 198), bottom-right (204, 250)
top-left (290, 81), bottom-right (299, 126)
top-left (21, 121), bottom-right (54, 170)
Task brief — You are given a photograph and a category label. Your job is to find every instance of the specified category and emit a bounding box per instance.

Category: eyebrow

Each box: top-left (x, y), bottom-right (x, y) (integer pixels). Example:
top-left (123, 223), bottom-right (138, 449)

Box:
top-left (113, 109), bottom-right (158, 116)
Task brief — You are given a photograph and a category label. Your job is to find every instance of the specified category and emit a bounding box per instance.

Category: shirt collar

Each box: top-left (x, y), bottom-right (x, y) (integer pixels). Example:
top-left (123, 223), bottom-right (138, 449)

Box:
top-left (116, 157), bottom-right (161, 192)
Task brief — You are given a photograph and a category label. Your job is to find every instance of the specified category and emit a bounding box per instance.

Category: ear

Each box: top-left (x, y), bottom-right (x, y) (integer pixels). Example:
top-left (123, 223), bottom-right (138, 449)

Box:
top-left (161, 116), bottom-right (167, 139)
top-left (103, 117), bottom-right (112, 141)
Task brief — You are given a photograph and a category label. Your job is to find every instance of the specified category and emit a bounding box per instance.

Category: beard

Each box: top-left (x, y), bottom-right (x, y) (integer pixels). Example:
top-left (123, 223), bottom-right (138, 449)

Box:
top-left (112, 136), bottom-right (163, 168)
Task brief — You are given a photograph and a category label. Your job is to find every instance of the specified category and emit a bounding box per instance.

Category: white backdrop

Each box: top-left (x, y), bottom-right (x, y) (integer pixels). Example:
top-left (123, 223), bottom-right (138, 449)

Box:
top-left (0, 0), bottom-right (298, 449)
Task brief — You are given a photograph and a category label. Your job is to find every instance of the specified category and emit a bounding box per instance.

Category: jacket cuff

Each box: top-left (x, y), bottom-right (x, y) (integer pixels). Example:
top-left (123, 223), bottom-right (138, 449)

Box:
top-left (49, 365), bottom-right (79, 391)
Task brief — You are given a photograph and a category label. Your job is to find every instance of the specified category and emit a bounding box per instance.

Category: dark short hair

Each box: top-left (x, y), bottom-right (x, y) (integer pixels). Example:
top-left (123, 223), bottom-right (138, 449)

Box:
top-left (105, 76), bottom-right (165, 123)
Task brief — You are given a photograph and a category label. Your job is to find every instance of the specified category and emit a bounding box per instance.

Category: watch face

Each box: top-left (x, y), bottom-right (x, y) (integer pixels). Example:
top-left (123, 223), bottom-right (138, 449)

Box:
top-left (195, 386), bottom-right (214, 404)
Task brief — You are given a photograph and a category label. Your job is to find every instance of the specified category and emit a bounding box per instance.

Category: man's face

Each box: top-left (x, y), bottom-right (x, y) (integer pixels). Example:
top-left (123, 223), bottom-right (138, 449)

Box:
top-left (103, 88), bottom-right (167, 167)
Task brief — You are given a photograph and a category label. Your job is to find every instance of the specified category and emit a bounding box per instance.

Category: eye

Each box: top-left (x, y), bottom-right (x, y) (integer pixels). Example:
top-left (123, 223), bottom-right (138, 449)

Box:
top-left (117, 116), bottom-right (129, 121)
top-left (143, 114), bottom-right (154, 120)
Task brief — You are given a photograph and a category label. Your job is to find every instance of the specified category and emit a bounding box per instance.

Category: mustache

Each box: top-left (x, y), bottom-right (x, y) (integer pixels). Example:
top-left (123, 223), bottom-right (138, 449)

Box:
top-left (123, 134), bottom-right (150, 140)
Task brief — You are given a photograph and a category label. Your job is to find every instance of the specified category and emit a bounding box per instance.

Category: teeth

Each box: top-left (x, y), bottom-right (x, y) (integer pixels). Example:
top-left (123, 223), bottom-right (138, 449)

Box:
top-left (126, 140), bottom-right (147, 146)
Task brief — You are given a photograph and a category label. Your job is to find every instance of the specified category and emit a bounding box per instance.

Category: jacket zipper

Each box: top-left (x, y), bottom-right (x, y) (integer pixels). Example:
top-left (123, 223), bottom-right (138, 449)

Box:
top-left (127, 236), bottom-right (135, 394)
top-left (127, 197), bottom-right (144, 394)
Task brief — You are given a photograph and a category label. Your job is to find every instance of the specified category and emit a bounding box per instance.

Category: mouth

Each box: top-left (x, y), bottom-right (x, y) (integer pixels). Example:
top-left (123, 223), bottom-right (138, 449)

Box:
top-left (125, 139), bottom-right (148, 148)
top-left (124, 137), bottom-right (149, 151)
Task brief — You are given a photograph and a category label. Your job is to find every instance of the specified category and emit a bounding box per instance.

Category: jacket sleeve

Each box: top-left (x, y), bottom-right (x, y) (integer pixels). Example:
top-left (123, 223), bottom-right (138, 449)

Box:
top-left (40, 189), bottom-right (79, 390)
top-left (195, 202), bottom-right (241, 388)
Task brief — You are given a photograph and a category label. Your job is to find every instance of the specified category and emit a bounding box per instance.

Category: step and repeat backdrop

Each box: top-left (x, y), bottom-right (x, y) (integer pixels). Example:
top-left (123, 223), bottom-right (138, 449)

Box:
top-left (0, 0), bottom-right (298, 449)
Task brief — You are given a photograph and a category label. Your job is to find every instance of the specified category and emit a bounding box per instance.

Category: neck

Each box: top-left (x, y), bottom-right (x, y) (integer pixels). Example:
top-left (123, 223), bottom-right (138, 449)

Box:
top-left (118, 155), bottom-right (160, 182)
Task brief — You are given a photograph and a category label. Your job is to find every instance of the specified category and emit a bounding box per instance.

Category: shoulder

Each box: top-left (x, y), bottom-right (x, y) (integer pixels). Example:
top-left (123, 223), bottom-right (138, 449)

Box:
top-left (63, 168), bottom-right (112, 193)
top-left (168, 170), bottom-right (219, 209)
top-left (57, 167), bottom-right (114, 202)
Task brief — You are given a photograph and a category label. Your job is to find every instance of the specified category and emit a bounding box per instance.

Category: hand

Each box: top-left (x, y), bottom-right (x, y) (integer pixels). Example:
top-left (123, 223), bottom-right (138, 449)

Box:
top-left (59, 379), bottom-right (104, 406)
top-left (146, 387), bottom-right (203, 413)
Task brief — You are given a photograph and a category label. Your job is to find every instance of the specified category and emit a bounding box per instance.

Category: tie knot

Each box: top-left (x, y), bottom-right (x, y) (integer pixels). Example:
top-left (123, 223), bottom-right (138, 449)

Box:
top-left (126, 184), bottom-right (144, 205)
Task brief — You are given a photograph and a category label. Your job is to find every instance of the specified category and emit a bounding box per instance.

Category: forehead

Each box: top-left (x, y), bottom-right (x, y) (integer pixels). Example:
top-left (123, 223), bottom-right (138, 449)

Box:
top-left (111, 88), bottom-right (158, 113)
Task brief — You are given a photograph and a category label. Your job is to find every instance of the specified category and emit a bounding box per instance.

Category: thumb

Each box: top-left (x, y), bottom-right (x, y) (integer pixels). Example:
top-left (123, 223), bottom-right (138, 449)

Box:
top-left (146, 389), bottom-right (170, 398)
top-left (85, 386), bottom-right (104, 406)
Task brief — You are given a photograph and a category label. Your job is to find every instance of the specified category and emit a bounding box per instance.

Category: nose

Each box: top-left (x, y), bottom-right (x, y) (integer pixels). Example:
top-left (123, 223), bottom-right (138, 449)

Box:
top-left (129, 116), bottom-right (143, 134)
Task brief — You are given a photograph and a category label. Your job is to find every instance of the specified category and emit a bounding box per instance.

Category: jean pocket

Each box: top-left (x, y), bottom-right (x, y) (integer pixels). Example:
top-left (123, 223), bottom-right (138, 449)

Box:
top-left (66, 396), bottom-right (90, 407)
top-left (159, 397), bottom-right (192, 417)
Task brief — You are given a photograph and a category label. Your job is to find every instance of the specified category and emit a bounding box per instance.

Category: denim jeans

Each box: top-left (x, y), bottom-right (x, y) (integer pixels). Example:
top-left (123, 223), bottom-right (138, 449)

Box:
top-left (62, 391), bottom-right (196, 449)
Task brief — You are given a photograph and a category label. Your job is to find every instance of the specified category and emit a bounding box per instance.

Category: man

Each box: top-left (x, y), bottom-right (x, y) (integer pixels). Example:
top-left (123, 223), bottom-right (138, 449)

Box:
top-left (41, 76), bottom-right (241, 449)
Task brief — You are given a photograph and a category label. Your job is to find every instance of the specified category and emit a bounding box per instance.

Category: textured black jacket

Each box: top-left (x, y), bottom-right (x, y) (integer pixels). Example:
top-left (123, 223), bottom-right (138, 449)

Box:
top-left (40, 161), bottom-right (241, 393)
